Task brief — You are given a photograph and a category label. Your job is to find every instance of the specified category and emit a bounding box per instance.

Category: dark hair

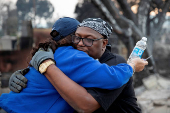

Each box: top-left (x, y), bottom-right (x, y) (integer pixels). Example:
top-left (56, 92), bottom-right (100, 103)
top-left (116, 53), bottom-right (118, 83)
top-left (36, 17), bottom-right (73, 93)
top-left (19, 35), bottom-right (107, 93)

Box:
top-left (102, 35), bottom-right (108, 39)
top-left (28, 35), bottom-right (73, 66)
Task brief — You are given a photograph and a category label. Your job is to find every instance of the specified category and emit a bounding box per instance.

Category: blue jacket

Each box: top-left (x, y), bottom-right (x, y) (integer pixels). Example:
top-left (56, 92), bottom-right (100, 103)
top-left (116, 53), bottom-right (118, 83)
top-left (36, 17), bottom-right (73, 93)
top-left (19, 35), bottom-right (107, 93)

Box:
top-left (0, 46), bottom-right (133, 113)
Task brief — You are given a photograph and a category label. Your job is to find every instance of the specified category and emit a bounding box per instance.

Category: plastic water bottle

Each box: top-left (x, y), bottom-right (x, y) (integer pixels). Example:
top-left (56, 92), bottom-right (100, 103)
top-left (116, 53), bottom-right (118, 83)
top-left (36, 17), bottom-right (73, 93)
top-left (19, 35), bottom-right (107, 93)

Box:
top-left (127, 37), bottom-right (147, 62)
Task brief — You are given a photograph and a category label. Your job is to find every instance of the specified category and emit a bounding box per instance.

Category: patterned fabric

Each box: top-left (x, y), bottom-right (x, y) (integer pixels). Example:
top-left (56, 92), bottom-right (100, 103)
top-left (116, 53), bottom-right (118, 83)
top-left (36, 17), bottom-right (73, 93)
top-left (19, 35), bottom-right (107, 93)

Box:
top-left (78, 18), bottom-right (113, 38)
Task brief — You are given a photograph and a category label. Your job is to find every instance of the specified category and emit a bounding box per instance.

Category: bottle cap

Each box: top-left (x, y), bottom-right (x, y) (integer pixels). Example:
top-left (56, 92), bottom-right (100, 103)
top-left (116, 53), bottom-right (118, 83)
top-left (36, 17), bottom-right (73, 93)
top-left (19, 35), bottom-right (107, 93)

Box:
top-left (142, 37), bottom-right (147, 42)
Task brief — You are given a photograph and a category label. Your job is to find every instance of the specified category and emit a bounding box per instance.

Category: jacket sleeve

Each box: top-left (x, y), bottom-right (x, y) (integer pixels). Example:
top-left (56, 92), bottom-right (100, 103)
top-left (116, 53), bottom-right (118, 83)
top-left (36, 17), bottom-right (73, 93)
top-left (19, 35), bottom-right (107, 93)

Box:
top-left (85, 53), bottom-right (135, 111)
top-left (69, 51), bottom-right (133, 90)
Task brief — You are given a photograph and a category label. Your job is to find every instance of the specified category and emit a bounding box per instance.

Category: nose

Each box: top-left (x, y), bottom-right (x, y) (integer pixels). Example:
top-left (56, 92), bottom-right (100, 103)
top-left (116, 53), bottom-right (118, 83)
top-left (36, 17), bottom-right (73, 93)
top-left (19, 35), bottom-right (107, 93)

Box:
top-left (77, 39), bottom-right (85, 46)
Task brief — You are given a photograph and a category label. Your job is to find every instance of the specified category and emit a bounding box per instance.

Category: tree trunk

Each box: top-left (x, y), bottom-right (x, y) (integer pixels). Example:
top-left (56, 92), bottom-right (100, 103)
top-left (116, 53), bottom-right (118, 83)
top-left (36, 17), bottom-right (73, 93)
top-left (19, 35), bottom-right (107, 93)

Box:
top-left (146, 0), bottom-right (170, 73)
top-left (93, 0), bottom-right (144, 49)
top-left (137, 0), bottom-right (150, 36)
top-left (117, 0), bottom-right (138, 25)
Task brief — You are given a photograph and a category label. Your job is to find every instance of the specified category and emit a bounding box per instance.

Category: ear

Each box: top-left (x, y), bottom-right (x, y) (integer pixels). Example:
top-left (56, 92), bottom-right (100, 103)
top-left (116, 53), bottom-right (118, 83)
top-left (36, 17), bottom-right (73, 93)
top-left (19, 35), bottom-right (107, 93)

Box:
top-left (102, 39), bottom-right (108, 48)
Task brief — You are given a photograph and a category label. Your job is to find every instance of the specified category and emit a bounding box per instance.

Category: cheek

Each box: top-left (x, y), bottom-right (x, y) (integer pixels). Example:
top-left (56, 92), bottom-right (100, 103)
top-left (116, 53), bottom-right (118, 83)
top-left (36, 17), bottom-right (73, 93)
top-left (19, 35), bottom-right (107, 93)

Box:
top-left (87, 48), bottom-right (95, 58)
top-left (88, 46), bottom-right (102, 59)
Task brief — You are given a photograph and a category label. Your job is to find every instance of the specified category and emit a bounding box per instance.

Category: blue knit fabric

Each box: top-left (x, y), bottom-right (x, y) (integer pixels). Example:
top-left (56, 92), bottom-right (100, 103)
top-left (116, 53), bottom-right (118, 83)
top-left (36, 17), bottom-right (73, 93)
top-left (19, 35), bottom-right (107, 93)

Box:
top-left (0, 46), bottom-right (133, 113)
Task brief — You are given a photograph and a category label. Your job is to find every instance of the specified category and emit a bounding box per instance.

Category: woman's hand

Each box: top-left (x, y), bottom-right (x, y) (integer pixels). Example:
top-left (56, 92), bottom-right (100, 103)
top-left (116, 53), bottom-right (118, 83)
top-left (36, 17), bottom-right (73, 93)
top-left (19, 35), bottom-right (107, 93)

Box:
top-left (30, 47), bottom-right (55, 71)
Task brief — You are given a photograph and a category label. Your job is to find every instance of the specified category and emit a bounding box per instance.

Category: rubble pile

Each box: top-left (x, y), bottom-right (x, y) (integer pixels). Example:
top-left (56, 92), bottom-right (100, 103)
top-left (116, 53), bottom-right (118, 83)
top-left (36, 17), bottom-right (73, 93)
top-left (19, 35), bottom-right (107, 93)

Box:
top-left (135, 74), bottom-right (170, 113)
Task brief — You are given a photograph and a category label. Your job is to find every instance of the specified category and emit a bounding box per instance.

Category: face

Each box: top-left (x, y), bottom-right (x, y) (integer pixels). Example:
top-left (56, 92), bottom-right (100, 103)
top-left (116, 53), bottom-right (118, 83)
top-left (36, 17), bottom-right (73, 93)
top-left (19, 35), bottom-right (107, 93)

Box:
top-left (74, 27), bottom-right (108, 59)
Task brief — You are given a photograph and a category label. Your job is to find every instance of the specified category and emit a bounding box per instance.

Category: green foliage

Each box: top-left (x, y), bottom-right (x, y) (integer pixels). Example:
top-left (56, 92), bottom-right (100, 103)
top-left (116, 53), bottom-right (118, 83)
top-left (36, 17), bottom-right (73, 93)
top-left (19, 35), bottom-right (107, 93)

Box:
top-left (16, 0), bottom-right (54, 21)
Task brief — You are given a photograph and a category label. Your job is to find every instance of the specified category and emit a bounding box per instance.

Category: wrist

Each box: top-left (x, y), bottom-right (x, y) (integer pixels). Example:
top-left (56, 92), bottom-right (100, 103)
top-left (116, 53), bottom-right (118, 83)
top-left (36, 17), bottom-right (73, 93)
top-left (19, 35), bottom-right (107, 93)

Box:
top-left (39, 60), bottom-right (55, 74)
top-left (128, 62), bottom-right (136, 74)
top-left (45, 64), bottom-right (56, 74)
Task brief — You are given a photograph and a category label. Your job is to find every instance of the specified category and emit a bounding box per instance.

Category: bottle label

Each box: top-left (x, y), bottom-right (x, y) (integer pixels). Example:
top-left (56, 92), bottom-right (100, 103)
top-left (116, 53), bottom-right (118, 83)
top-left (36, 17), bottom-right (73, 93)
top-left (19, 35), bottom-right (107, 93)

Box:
top-left (131, 47), bottom-right (144, 58)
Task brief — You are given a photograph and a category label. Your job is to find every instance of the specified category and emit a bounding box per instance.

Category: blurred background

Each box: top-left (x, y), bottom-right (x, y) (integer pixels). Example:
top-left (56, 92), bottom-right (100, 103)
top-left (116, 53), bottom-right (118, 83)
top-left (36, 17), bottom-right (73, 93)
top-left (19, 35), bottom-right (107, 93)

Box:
top-left (0, 0), bottom-right (170, 112)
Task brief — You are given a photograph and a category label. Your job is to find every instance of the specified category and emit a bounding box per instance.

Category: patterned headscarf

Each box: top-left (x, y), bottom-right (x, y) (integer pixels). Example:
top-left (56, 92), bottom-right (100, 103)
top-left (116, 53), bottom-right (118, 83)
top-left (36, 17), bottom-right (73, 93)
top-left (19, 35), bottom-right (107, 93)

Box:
top-left (78, 18), bottom-right (113, 38)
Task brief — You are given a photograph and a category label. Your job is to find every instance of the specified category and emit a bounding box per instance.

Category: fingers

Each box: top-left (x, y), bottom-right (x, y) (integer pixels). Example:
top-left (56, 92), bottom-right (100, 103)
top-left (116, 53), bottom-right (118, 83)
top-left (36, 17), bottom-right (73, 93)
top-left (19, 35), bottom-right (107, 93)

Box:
top-left (14, 75), bottom-right (27, 88)
top-left (39, 47), bottom-right (53, 52)
top-left (10, 86), bottom-right (20, 93)
top-left (130, 58), bottom-right (140, 63)
top-left (134, 59), bottom-right (148, 72)
top-left (10, 82), bottom-right (22, 93)
top-left (16, 74), bottom-right (28, 84)
top-left (20, 68), bottom-right (30, 75)
top-left (47, 47), bottom-right (53, 53)
top-left (130, 58), bottom-right (148, 66)
top-left (141, 59), bottom-right (148, 65)
top-left (144, 61), bottom-right (148, 65)
top-left (129, 58), bottom-right (149, 73)
top-left (38, 48), bottom-right (45, 51)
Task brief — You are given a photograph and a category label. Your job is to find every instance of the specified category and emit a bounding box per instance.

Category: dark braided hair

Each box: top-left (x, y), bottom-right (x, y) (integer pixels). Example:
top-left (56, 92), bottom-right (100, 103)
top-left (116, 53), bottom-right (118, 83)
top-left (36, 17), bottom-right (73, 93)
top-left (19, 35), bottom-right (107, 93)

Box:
top-left (28, 35), bottom-right (73, 66)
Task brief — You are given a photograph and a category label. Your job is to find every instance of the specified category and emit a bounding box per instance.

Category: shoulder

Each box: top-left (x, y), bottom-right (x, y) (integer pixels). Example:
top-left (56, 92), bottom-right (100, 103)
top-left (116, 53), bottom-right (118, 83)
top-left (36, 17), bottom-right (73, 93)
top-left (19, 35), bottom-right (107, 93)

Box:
top-left (99, 49), bottom-right (127, 65)
top-left (54, 46), bottom-right (98, 67)
top-left (54, 46), bottom-right (75, 55)
top-left (54, 46), bottom-right (88, 57)
top-left (112, 53), bottom-right (127, 63)
top-left (103, 52), bottom-right (127, 66)
top-left (54, 46), bottom-right (82, 59)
